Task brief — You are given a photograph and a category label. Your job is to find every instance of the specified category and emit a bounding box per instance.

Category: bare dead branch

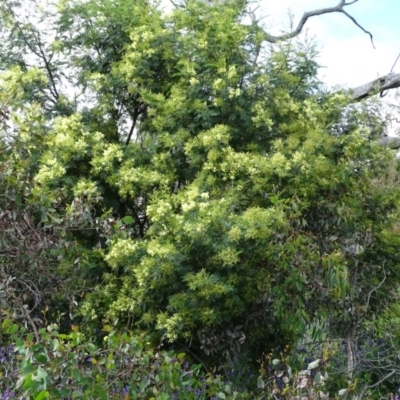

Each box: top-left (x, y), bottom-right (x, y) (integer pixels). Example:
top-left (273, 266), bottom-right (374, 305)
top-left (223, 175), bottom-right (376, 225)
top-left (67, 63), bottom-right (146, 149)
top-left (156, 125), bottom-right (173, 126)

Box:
top-left (366, 265), bottom-right (386, 310)
top-left (18, 301), bottom-right (40, 343)
top-left (263, 0), bottom-right (374, 48)
top-left (379, 136), bottom-right (400, 149)
top-left (341, 9), bottom-right (374, 48)
top-left (350, 73), bottom-right (400, 100)
top-left (390, 52), bottom-right (400, 74)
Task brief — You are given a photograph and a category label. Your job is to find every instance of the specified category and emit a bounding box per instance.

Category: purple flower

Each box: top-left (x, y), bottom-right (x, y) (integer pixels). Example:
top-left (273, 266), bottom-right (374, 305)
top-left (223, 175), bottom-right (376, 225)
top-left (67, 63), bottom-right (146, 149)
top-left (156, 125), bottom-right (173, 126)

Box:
top-left (1, 388), bottom-right (15, 400)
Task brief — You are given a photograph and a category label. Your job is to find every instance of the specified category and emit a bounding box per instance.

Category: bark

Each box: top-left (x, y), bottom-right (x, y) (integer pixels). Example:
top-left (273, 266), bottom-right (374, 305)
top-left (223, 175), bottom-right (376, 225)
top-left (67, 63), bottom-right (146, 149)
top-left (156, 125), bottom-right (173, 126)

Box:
top-left (346, 324), bottom-right (355, 380)
top-left (350, 73), bottom-right (400, 100)
top-left (379, 136), bottom-right (400, 149)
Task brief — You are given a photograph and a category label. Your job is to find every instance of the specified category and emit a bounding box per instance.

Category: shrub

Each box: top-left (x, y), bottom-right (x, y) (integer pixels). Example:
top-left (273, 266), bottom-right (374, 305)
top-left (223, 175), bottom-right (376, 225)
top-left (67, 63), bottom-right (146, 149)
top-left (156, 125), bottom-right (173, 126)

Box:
top-left (0, 320), bottom-right (257, 399)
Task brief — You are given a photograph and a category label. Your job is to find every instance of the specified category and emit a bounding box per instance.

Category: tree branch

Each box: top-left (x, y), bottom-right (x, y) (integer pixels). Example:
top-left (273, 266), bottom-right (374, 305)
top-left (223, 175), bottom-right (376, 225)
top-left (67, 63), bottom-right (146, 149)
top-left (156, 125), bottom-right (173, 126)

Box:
top-left (345, 73), bottom-right (400, 149)
top-left (358, 369), bottom-right (396, 399)
top-left (350, 73), bottom-right (400, 100)
top-left (263, 0), bottom-right (374, 48)
top-left (378, 136), bottom-right (400, 149)
top-left (12, 19), bottom-right (60, 102)
top-left (125, 105), bottom-right (146, 145)
top-left (365, 265), bottom-right (386, 310)
top-left (125, 108), bottom-right (140, 146)
top-left (34, 32), bottom-right (60, 101)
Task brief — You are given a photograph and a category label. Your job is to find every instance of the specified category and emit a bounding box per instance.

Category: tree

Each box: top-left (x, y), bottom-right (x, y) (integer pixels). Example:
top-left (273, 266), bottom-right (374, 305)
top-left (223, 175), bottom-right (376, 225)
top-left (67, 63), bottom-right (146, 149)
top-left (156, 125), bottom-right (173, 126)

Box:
top-left (1, 0), bottom-right (400, 386)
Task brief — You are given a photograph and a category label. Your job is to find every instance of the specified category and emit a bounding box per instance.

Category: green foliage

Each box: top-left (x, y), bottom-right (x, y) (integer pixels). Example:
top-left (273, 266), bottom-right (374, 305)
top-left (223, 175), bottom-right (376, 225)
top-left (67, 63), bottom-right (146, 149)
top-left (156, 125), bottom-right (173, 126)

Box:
top-left (0, 0), bottom-right (400, 395)
top-left (0, 102), bottom-right (103, 331)
top-left (1, 321), bottom-right (257, 399)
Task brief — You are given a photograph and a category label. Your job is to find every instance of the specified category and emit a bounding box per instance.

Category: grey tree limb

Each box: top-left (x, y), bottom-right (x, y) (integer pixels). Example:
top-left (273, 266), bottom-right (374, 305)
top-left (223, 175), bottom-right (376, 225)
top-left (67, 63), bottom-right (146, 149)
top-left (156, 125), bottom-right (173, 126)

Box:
top-left (350, 73), bottom-right (400, 100)
top-left (349, 74), bottom-right (400, 150)
top-left (378, 136), bottom-right (400, 149)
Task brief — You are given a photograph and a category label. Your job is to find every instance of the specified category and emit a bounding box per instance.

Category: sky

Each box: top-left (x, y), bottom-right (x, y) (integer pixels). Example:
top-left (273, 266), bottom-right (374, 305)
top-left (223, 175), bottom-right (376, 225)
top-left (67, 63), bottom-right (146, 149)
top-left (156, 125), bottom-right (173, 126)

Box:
top-left (256, 0), bottom-right (400, 89)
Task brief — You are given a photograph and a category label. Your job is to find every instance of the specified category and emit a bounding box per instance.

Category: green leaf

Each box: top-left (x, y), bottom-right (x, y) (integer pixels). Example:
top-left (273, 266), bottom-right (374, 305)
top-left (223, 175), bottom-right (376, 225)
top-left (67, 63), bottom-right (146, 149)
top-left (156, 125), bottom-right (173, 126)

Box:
top-left (71, 368), bottom-right (82, 382)
top-left (51, 338), bottom-right (60, 352)
top-left (23, 365), bottom-right (38, 375)
top-left (34, 391), bottom-right (50, 400)
top-left (307, 359), bottom-right (320, 370)
top-left (16, 376), bottom-right (25, 390)
top-left (15, 338), bottom-right (25, 351)
top-left (34, 366), bottom-right (48, 382)
top-left (16, 192), bottom-right (22, 206)
top-left (60, 388), bottom-right (71, 397)
top-left (7, 324), bottom-right (19, 334)
top-left (218, 393), bottom-right (226, 399)
top-left (257, 376), bottom-right (265, 389)
top-left (34, 353), bottom-right (48, 364)
top-left (122, 215), bottom-right (134, 224)
top-left (22, 373), bottom-right (33, 391)
top-left (1, 318), bottom-right (12, 330)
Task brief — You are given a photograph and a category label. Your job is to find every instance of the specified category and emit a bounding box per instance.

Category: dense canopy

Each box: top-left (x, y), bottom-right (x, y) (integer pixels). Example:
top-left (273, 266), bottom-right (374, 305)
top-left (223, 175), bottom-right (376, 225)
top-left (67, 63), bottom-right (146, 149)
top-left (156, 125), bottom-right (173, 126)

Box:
top-left (1, 0), bottom-right (400, 398)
